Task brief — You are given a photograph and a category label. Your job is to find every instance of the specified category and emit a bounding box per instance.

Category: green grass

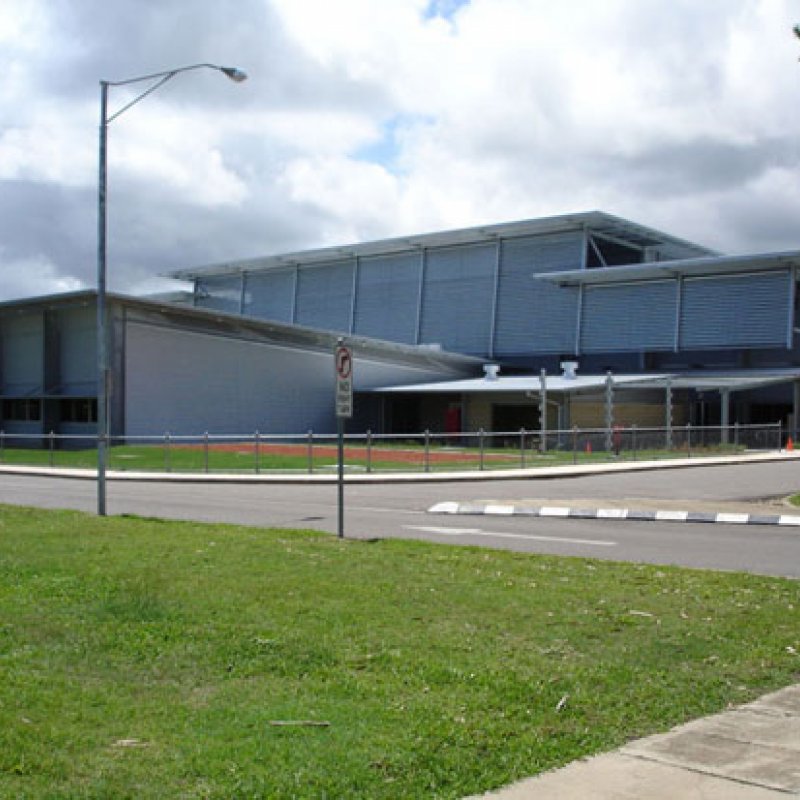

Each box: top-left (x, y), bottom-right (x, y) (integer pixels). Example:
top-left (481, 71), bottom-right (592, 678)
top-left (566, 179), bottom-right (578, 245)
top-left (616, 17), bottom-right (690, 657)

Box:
top-left (0, 440), bottom-right (747, 475)
top-left (0, 506), bottom-right (797, 798)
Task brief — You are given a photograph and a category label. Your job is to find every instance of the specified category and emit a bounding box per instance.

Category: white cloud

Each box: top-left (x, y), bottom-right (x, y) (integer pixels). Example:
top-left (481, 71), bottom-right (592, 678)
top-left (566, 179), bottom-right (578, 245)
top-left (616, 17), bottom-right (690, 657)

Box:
top-left (0, 251), bottom-right (85, 302)
top-left (2, 0), bottom-right (800, 300)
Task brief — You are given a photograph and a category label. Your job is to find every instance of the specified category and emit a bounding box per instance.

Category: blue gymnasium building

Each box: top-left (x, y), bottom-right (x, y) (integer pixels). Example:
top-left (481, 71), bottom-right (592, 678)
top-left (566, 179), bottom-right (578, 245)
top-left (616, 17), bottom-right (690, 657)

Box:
top-left (2, 211), bottom-right (800, 439)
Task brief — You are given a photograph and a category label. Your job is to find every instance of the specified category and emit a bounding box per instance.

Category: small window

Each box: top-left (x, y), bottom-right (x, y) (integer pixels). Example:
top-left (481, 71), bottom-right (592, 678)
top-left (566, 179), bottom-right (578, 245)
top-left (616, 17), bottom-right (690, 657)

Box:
top-left (59, 398), bottom-right (98, 424)
top-left (586, 235), bottom-right (643, 268)
top-left (1, 399), bottom-right (42, 421)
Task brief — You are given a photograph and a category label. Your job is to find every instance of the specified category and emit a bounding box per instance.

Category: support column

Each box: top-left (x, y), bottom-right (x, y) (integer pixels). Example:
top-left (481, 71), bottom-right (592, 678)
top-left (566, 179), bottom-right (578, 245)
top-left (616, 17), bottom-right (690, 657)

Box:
top-left (720, 388), bottom-right (731, 445)
top-left (793, 380), bottom-right (800, 443)
top-left (665, 377), bottom-right (673, 450)
top-left (604, 371), bottom-right (614, 452)
top-left (539, 368), bottom-right (547, 453)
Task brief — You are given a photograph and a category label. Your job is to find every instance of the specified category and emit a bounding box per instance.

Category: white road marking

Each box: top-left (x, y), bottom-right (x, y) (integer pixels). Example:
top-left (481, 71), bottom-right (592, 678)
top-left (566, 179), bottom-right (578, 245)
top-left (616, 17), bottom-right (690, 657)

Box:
top-left (715, 512), bottom-right (750, 524)
top-left (655, 510), bottom-right (688, 522)
top-left (405, 526), bottom-right (484, 535)
top-left (538, 506), bottom-right (571, 517)
top-left (484, 504), bottom-right (515, 515)
top-left (597, 508), bottom-right (628, 519)
top-left (404, 525), bottom-right (616, 547)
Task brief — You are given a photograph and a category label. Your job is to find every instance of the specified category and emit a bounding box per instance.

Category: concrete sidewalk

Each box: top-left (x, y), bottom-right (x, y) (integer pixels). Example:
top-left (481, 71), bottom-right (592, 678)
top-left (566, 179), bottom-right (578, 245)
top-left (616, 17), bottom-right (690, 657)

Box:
top-left (0, 449), bottom-right (798, 483)
top-left (466, 684), bottom-right (800, 799)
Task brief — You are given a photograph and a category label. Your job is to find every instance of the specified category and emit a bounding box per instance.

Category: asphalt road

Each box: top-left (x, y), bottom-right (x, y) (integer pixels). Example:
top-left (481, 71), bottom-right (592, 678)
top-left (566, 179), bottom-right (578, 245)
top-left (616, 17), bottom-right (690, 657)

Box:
top-left (1, 460), bottom-right (799, 577)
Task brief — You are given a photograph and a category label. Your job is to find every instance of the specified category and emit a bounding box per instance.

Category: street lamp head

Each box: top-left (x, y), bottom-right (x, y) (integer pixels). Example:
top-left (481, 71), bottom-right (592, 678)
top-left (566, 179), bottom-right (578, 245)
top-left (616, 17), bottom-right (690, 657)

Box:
top-left (220, 66), bottom-right (248, 83)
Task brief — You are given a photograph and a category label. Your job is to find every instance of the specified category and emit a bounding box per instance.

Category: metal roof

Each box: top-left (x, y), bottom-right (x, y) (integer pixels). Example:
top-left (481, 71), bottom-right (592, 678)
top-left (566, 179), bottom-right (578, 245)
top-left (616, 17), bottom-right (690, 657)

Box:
top-left (369, 368), bottom-right (800, 395)
top-left (0, 290), bottom-right (481, 374)
top-left (166, 211), bottom-right (714, 280)
top-left (537, 251), bottom-right (800, 287)
top-left (371, 373), bottom-right (662, 395)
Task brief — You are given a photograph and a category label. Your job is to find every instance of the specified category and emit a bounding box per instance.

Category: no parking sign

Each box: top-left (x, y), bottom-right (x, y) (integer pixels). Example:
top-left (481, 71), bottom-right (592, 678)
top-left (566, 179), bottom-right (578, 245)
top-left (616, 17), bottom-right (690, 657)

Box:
top-left (335, 342), bottom-right (353, 418)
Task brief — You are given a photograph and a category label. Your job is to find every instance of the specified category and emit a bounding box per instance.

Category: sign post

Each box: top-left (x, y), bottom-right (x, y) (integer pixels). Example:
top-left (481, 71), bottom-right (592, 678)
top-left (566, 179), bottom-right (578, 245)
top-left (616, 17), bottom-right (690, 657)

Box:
top-left (335, 338), bottom-right (353, 539)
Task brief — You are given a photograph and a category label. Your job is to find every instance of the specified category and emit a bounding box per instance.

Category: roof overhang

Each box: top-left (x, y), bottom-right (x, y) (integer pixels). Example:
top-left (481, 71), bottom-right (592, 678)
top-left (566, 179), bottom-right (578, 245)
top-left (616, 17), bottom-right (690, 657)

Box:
top-left (537, 251), bottom-right (800, 287)
top-left (368, 368), bottom-right (800, 396)
top-left (167, 211), bottom-right (714, 280)
top-left (0, 290), bottom-right (481, 375)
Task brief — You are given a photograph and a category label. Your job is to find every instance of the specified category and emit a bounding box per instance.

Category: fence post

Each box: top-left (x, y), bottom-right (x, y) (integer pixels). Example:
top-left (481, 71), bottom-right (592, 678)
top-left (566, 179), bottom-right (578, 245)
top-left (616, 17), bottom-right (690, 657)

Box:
top-left (0, 430), bottom-right (4, 463)
top-left (366, 429), bottom-right (372, 474)
top-left (203, 431), bottom-right (209, 474)
top-left (572, 425), bottom-right (578, 465)
top-left (632, 424), bottom-right (637, 461)
top-left (778, 420), bottom-right (783, 451)
top-left (424, 429), bottom-right (431, 473)
top-left (307, 430), bottom-right (313, 474)
top-left (479, 428), bottom-right (485, 471)
top-left (254, 430), bottom-right (260, 474)
top-left (734, 421), bottom-right (739, 448)
top-left (519, 427), bottom-right (526, 468)
top-left (49, 430), bottom-right (55, 467)
top-left (686, 423), bottom-right (691, 458)
top-left (165, 432), bottom-right (171, 472)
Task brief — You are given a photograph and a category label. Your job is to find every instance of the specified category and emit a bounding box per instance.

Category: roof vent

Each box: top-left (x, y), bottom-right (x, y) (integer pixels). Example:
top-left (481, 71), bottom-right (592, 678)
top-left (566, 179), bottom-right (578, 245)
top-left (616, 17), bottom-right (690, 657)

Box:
top-left (560, 361), bottom-right (579, 380)
top-left (483, 364), bottom-right (501, 381)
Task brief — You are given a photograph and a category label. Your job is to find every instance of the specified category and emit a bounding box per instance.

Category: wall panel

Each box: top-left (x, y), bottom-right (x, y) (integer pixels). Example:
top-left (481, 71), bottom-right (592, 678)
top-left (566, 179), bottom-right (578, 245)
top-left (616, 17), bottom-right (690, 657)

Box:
top-left (353, 253), bottom-right (420, 344)
top-left (419, 244), bottom-right (495, 355)
top-left (243, 269), bottom-right (295, 322)
top-left (494, 233), bottom-right (583, 356)
top-left (581, 281), bottom-right (676, 353)
top-left (295, 260), bottom-right (354, 333)
top-left (679, 272), bottom-right (788, 349)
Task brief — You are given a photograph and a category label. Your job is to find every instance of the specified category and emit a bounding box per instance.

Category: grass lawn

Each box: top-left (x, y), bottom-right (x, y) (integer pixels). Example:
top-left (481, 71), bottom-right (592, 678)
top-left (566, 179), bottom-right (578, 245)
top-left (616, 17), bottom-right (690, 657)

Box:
top-left (0, 440), bottom-right (745, 475)
top-left (0, 505), bottom-right (797, 798)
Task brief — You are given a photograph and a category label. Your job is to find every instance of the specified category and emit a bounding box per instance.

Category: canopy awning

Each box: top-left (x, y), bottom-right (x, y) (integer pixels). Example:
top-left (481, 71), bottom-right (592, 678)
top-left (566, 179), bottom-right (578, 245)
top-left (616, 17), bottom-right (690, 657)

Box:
top-left (367, 368), bottom-right (800, 396)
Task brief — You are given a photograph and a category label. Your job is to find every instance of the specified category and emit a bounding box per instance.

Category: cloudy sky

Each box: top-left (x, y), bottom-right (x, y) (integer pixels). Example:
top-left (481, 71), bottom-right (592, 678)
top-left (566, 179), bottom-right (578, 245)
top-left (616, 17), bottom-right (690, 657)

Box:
top-left (2, 0), bottom-right (799, 301)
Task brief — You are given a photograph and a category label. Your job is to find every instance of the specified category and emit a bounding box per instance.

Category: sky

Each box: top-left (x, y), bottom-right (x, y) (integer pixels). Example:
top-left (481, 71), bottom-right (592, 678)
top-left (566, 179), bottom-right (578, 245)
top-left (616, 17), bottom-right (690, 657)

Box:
top-left (1, 0), bottom-right (800, 302)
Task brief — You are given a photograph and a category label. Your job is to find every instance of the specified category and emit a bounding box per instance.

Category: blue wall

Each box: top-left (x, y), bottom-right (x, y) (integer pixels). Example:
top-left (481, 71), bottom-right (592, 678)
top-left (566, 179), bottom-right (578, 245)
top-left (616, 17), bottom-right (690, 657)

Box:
top-left (193, 233), bottom-right (795, 363)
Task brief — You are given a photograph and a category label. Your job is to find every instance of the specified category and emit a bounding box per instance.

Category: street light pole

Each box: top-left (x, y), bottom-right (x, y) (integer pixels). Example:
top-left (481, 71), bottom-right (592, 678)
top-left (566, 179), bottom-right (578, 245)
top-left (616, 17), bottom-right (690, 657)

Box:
top-left (96, 63), bottom-right (246, 516)
top-left (97, 81), bottom-right (109, 516)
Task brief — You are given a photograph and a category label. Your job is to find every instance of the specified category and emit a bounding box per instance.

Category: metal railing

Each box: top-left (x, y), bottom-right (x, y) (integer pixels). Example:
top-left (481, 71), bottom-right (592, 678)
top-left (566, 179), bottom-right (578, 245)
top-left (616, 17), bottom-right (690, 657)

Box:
top-left (0, 422), bottom-right (788, 475)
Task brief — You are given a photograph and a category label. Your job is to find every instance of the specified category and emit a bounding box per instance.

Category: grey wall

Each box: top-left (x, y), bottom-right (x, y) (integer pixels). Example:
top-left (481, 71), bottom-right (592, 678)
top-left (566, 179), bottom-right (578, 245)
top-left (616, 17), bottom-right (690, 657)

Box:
top-left (1, 312), bottom-right (43, 395)
top-left (123, 320), bottom-right (469, 435)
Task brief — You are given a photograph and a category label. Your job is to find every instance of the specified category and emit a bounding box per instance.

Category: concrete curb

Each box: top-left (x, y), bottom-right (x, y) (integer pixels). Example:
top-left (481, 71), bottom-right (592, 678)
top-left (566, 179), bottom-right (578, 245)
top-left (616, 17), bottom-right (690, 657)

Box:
top-left (429, 501), bottom-right (800, 527)
top-left (1, 450), bottom-right (799, 484)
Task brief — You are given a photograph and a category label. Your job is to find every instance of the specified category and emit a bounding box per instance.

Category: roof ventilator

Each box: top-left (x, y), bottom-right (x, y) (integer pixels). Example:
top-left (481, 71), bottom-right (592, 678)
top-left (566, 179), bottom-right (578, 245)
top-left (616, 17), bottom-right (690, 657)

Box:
top-left (483, 364), bottom-right (501, 381)
top-left (560, 361), bottom-right (579, 380)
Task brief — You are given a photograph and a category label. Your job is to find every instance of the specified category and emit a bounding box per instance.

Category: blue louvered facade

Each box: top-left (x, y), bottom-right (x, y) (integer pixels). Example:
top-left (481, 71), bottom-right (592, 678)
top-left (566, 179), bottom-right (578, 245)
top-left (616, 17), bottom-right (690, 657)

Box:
top-left (580, 281), bottom-right (677, 353)
top-left (353, 253), bottom-right (420, 344)
top-left (294, 259), bottom-right (354, 333)
top-left (678, 272), bottom-right (789, 350)
top-left (494, 234), bottom-right (582, 357)
top-left (182, 213), bottom-right (799, 369)
top-left (418, 244), bottom-right (496, 355)
top-left (243, 268), bottom-right (296, 323)
top-left (195, 275), bottom-right (241, 314)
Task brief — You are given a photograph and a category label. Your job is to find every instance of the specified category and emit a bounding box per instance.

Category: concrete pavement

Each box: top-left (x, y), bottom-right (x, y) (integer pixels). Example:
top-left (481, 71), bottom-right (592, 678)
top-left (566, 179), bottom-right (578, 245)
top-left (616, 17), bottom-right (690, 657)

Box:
top-left (1, 449), bottom-right (798, 483)
top-left (467, 684), bottom-right (800, 798)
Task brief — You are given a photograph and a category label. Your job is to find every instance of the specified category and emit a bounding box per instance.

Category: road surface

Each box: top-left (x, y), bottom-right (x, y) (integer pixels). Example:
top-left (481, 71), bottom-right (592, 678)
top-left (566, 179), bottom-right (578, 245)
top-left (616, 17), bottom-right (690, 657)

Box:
top-left (0, 460), bottom-right (799, 577)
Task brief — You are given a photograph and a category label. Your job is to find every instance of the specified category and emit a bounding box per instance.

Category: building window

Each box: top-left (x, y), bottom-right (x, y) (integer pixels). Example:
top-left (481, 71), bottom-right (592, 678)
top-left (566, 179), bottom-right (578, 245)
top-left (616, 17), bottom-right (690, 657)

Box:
top-left (1, 398), bottom-right (42, 421)
top-left (586, 235), bottom-right (643, 268)
top-left (59, 398), bottom-right (97, 424)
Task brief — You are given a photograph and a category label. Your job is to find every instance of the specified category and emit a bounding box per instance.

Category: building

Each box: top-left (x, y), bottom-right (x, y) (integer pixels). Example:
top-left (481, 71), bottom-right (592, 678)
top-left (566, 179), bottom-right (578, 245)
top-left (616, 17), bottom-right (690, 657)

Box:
top-left (169, 211), bottom-right (800, 436)
top-left (2, 210), bottom-right (800, 440)
top-left (0, 292), bottom-right (477, 441)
